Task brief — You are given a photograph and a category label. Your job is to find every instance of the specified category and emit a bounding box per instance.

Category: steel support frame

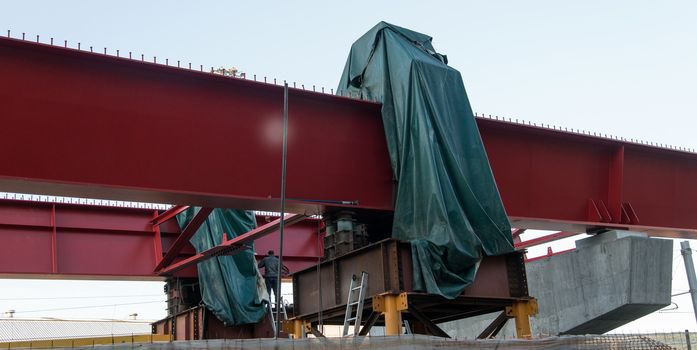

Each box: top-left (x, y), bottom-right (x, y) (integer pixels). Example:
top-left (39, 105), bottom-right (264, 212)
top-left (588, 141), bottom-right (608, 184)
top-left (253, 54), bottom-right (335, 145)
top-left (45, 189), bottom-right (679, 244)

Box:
top-left (0, 199), bottom-right (321, 278)
top-left (151, 205), bottom-right (190, 227)
top-left (153, 207), bottom-right (212, 271)
top-left (0, 199), bottom-right (186, 278)
top-left (304, 292), bottom-right (528, 339)
top-left (289, 240), bottom-right (531, 338)
top-left (525, 247), bottom-right (576, 263)
top-left (372, 293), bottom-right (408, 336)
top-left (478, 118), bottom-right (697, 237)
top-left (157, 214), bottom-right (307, 275)
top-left (514, 231), bottom-right (581, 249)
top-left (505, 298), bottom-right (539, 339)
top-left (477, 311), bottom-right (509, 339)
top-left (282, 319), bottom-right (311, 339)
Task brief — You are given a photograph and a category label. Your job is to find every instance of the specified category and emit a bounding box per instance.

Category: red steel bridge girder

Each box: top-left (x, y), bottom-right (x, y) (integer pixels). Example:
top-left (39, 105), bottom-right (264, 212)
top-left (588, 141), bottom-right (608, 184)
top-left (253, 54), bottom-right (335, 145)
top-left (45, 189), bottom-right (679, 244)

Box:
top-left (0, 36), bottom-right (696, 245)
top-left (0, 37), bottom-right (393, 213)
top-left (479, 119), bottom-right (697, 237)
top-left (0, 199), bottom-right (322, 279)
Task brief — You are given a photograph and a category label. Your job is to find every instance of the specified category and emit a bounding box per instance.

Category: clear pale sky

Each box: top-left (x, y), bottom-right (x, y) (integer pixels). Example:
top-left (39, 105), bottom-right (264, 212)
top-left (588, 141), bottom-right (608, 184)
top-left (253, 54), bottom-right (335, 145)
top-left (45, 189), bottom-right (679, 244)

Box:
top-left (0, 0), bottom-right (696, 334)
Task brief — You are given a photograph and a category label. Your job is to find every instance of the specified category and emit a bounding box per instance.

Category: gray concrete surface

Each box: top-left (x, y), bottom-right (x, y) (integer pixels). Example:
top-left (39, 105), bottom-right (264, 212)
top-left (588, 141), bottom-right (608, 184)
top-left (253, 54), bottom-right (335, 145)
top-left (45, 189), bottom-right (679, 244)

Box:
top-left (440, 231), bottom-right (673, 337)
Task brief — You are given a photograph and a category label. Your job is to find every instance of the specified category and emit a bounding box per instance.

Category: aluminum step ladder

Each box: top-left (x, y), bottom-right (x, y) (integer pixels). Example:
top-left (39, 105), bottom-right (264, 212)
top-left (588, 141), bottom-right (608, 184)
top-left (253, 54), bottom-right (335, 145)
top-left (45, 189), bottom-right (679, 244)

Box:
top-left (268, 296), bottom-right (289, 334)
top-left (403, 320), bottom-right (411, 334)
top-left (342, 271), bottom-right (368, 336)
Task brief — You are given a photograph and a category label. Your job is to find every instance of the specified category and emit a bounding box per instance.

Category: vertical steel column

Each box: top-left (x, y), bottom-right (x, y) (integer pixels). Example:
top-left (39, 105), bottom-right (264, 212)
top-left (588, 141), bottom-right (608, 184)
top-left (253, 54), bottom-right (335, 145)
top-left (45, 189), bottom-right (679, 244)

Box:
top-left (681, 241), bottom-right (697, 326)
top-left (275, 83), bottom-right (289, 338)
top-left (373, 294), bottom-right (406, 336)
top-left (152, 211), bottom-right (163, 265)
top-left (383, 295), bottom-right (403, 336)
top-left (316, 219), bottom-right (324, 332)
top-left (608, 146), bottom-right (625, 222)
top-left (50, 204), bottom-right (58, 273)
top-left (686, 329), bottom-right (692, 350)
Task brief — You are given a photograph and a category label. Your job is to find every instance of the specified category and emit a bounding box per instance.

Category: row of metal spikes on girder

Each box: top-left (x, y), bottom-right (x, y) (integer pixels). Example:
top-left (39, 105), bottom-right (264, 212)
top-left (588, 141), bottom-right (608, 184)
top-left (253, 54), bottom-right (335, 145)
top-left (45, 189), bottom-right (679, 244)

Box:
top-left (0, 192), bottom-right (322, 219)
top-left (9, 29), bottom-right (694, 154)
top-left (3, 29), bottom-right (373, 103)
top-left (0, 192), bottom-right (172, 210)
top-left (474, 112), bottom-right (696, 154)
top-left (7, 31), bottom-right (695, 154)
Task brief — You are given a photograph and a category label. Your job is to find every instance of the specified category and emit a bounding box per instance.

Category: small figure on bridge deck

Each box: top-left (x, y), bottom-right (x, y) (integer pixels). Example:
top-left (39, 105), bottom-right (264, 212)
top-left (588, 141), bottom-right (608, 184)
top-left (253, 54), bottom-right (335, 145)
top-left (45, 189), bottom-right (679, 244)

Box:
top-left (258, 250), bottom-right (280, 300)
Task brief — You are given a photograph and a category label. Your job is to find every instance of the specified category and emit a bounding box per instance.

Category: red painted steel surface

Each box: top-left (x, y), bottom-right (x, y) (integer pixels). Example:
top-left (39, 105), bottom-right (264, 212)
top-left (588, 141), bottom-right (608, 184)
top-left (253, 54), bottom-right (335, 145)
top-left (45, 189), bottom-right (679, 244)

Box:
top-left (0, 36), bottom-right (696, 249)
top-left (0, 199), bottom-right (322, 278)
top-left (514, 231), bottom-right (582, 249)
top-left (0, 36), bottom-right (393, 213)
top-left (0, 199), bottom-right (184, 278)
top-left (525, 247), bottom-right (576, 263)
top-left (152, 205), bottom-right (190, 227)
top-left (253, 216), bottom-right (322, 274)
top-left (158, 214), bottom-right (307, 275)
top-left (153, 207), bottom-right (212, 271)
top-left (477, 119), bottom-right (697, 237)
top-left (0, 33), bottom-right (694, 320)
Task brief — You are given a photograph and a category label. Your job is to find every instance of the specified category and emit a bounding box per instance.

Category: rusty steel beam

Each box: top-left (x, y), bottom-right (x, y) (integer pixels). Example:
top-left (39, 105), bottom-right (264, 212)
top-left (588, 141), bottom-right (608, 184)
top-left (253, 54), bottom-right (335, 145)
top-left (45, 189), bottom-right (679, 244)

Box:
top-left (292, 239), bottom-right (528, 320)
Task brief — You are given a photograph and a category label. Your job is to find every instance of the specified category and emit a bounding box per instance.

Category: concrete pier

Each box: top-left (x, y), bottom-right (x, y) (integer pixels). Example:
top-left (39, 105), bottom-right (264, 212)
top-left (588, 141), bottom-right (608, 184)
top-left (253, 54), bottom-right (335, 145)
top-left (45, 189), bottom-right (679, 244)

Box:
top-left (441, 231), bottom-right (673, 337)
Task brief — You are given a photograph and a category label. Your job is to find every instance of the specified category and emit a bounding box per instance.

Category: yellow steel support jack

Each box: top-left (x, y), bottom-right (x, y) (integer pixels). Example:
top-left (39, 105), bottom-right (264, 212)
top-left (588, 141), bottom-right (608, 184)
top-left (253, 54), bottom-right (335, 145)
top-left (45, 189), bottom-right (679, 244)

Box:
top-left (505, 298), bottom-right (538, 338)
top-left (282, 319), bottom-right (310, 339)
top-left (372, 293), bottom-right (408, 336)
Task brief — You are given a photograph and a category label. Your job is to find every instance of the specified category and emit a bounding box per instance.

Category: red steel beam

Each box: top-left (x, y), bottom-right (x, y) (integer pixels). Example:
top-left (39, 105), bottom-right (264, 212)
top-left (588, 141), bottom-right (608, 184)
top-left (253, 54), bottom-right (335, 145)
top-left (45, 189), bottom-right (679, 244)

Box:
top-left (153, 207), bottom-right (212, 271)
top-left (157, 213), bottom-right (308, 275)
top-left (151, 205), bottom-right (190, 227)
top-left (0, 199), bottom-right (321, 278)
top-left (0, 36), bottom-right (393, 214)
top-left (1, 37), bottom-right (697, 238)
top-left (477, 118), bottom-right (697, 238)
top-left (525, 247), bottom-right (576, 263)
top-left (0, 199), bottom-right (188, 279)
top-left (152, 211), bottom-right (164, 266)
top-left (511, 228), bottom-right (526, 239)
top-left (514, 231), bottom-right (582, 249)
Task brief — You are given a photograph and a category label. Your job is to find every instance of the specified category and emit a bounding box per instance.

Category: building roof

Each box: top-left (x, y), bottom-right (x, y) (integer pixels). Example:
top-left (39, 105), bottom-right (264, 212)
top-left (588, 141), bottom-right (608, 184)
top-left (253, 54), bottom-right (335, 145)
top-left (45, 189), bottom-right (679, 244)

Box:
top-left (0, 318), bottom-right (152, 342)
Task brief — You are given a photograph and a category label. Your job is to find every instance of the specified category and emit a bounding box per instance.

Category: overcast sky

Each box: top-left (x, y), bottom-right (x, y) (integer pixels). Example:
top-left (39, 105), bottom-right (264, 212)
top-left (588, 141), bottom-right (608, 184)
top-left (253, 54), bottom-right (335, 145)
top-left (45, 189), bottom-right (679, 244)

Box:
top-left (0, 0), bottom-right (696, 334)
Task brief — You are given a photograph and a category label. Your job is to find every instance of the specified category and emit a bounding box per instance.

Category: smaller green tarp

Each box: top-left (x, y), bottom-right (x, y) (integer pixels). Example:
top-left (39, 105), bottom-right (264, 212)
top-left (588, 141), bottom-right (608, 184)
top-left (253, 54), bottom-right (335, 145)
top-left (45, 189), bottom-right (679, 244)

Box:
top-left (177, 207), bottom-right (266, 325)
top-left (338, 22), bottom-right (514, 299)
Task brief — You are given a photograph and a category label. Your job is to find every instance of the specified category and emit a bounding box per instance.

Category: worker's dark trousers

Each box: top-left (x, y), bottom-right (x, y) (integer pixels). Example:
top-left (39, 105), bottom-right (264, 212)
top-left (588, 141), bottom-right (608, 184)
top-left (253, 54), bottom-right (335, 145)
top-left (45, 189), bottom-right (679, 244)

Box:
top-left (265, 276), bottom-right (279, 301)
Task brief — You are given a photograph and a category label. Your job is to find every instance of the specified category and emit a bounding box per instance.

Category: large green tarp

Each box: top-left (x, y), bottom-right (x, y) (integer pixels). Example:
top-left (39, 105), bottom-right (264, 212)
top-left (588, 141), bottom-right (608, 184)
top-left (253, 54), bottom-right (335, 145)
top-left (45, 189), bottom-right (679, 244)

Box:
top-left (338, 22), bottom-right (514, 299)
top-left (177, 207), bottom-right (266, 325)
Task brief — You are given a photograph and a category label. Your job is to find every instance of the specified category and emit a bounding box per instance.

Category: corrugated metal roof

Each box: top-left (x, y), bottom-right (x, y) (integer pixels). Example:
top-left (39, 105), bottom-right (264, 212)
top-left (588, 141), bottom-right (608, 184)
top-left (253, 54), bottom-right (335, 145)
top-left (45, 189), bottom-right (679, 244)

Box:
top-left (0, 318), bottom-right (151, 342)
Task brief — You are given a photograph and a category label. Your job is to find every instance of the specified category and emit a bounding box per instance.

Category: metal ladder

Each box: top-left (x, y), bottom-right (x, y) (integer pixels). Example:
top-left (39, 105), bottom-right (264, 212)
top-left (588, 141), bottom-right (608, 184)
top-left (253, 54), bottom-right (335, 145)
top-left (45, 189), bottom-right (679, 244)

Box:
top-left (268, 296), bottom-right (289, 334)
top-left (342, 271), bottom-right (368, 336)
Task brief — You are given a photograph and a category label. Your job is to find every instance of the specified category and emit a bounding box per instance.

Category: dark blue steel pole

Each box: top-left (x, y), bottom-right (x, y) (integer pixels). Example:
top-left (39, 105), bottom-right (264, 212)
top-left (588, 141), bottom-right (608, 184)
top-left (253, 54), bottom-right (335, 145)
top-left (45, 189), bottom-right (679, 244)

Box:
top-left (275, 83), bottom-right (289, 338)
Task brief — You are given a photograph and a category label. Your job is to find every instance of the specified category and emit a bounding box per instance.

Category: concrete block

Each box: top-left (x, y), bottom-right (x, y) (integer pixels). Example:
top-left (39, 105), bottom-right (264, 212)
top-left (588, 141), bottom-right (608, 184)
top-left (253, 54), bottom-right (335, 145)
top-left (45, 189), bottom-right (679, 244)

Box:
top-left (440, 231), bottom-right (672, 337)
top-left (527, 232), bottom-right (672, 334)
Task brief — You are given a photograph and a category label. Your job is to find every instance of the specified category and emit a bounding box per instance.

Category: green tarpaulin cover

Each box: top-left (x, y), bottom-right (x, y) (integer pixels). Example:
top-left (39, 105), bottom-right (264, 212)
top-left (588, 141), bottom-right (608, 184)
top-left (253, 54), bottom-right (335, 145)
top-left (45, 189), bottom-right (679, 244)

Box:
top-left (338, 22), bottom-right (514, 299)
top-left (177, 207), bottom-right (266, 325)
